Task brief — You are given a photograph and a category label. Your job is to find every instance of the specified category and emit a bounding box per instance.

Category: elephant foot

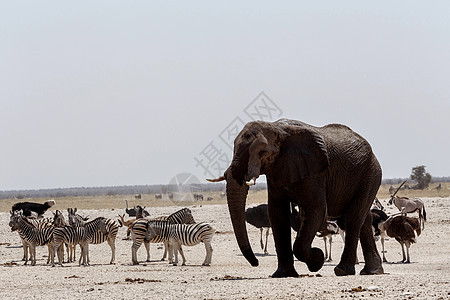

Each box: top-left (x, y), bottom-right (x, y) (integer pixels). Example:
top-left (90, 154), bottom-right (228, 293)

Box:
top-left (271, 266), bottom-right (299, 278)
top-left (293, 247), bottom-right (324, 273)
top-left (334, 264), bottom-right (355, 276)
top-left (360, 265), bottom-right (384, 275)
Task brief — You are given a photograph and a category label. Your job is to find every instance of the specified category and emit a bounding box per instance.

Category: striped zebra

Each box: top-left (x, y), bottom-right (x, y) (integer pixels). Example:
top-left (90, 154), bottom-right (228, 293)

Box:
top-left (9, 211), bottom-right (55, 266)
top-left (52, 217), bottom-right (108, 266)
top-left (146, 222), bottom-right (216, 266)
top-left (67, 208), bottom-right (121, 264)
top-left (130, 207), bottom-right (196, 265)
top-left (52, 210), bottom-right (76, 262)
top-left (12, 215), bottom-right (54, 263)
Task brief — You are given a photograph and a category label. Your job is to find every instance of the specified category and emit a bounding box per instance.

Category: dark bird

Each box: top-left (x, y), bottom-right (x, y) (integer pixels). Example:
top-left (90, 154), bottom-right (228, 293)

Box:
top-left (12, 200), bottom-right (56, 217)
top-left (245, 204), bottom-right (270, 255)
top-left (125, 200), bottom-right (149, 217)
top-left (380, 212), bottom-right (421, 263)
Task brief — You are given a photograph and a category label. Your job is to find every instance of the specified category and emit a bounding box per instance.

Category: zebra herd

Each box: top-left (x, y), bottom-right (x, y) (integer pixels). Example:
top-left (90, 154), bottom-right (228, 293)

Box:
top-left (8, 205), bottom-right (216, 267)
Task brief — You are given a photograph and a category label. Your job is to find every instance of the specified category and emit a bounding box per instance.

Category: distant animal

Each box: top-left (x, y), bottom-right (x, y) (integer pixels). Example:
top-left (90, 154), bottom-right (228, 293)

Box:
top-left (11, 200), bottom-right (56, 217)
top-left (388, 196), bottom-right (426, 229)
top-left (435, 184), bottom-right (442, 191)
top-left (378, 210), bottom-right (421, 263)
top-left (193, 193), bottom-right (204, 201)
top-left (145, 222), bottom-right (216, 266)
top-left (207, 197), bottom-right (213, 201)
top-left (155, 194), bottom-right (163, 200)
top-left (316, 221), bottom-right (344, 262)
top-left (135, 194), bottom-right (142, 200)
top-left (245, 204), bottom-right (270, 255)
top-left (388, 185), bottom-right (396, 194)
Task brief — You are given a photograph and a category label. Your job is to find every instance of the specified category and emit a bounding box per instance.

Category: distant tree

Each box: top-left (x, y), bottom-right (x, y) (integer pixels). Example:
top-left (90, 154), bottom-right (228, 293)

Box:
top-left (410, 165), bottom-right (432, 189)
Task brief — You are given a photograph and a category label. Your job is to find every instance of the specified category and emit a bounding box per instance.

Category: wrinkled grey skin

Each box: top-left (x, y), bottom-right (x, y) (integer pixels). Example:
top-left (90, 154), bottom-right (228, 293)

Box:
top-left (209, 119), bottom-right (383, 277)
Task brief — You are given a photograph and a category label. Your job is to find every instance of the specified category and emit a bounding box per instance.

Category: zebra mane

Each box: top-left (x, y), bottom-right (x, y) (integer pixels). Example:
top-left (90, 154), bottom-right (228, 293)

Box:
top-left (83, 216), bottom-right (105, 225)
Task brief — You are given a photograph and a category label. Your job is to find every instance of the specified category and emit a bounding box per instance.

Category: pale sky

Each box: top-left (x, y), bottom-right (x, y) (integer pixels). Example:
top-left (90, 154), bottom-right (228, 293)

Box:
top-left (1, 1), bottom-right (449, 191)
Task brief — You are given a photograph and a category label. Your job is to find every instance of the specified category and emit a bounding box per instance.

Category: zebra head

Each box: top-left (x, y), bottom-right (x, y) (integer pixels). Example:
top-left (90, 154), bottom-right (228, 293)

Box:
top-left (98, 218), bottom-right (108, 235)
top-left (9, 210), bottom-right (21, 231)
top-left (52, 210), bottom-right (66, 227)
top-left (182, 208), bottom-right (196, 224)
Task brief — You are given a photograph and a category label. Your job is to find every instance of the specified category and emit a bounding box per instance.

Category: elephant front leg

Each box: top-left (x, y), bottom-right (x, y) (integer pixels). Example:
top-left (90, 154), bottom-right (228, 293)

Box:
top-left (292, 204), bottom-right (326, 273)
top-left (268, 197), bottom-right (298, 278)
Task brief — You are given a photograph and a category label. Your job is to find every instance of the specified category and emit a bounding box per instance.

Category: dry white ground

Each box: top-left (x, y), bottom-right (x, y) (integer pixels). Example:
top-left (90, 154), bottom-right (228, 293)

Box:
top-left (1, 197), bottom-right (449, 300)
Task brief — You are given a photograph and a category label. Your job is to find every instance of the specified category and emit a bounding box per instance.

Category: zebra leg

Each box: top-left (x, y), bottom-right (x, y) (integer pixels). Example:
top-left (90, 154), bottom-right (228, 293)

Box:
top-left (21, 238), bottom-right (28, 262)
top-left (172, 242), bottom-right (179, 266)
top-left (202, 240), bottom-right (213, 266)
top-left (79, 244), bottom-right (84, 266)
top-left (107, 238), bottom-right (116, 264)
top-left (177, 244), bottom-right (186, 266)
top-left (161, 241), bottom-right (168, 261)
top-left (131, 239), bottom-right (141, 265)
top-left (29, 244), bottom-right (37, 266)
top-left (85, 244), bottom-right (90, 266)
top-left (47, 244), bottom-right (53, 265)
top-left (64, 243), bottom-right (70, 263)
top-left (167, 242), bottom-right (174, 264)
top-left (144, 241), bottom-right (151, 262)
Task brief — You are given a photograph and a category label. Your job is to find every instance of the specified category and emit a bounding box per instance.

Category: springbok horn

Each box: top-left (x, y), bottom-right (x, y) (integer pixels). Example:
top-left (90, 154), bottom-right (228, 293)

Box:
top-left (206, 176), bottom-right (226, 182)
top-left (246, 177), bottom-right (257, 186)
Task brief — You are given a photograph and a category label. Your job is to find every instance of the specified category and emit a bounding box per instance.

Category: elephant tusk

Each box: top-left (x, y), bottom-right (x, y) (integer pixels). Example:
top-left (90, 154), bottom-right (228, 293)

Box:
top-left (206, 176), bottom-right (225, 182)
top-left (246, 177), bottom-right (257, 186)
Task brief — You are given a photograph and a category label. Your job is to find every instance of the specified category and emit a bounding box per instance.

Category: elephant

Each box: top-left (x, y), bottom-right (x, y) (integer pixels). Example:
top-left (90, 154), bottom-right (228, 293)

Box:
top-left (207, 119), bottom-right (384, 277)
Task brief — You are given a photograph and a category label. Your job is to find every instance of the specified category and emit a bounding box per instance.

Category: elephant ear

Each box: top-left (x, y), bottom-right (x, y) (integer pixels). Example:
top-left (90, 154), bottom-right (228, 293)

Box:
top-left (271, 130), bottom-right (329, 186)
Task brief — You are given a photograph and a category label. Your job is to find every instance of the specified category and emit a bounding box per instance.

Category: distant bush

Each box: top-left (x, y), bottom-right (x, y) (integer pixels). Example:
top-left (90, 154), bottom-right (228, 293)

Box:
top-left (410, 165), bottom-right (432, 190)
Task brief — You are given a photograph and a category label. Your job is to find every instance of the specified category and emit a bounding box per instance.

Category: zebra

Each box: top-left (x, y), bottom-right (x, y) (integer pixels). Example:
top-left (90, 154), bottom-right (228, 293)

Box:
top-left (52, 217), bottom-right (108, 266)
top-left (67, 208), bottom-right (121, 264)
top-left (9, 211), bottom-right (55, 266)
top-left (52, 210), bottom-right (76, 262)
top-left (10, 214), bottom-right (54, 263)
top-left (146, 222), bottom-right (216, 266)
top-left (130, 207), bottom-right (196, 264)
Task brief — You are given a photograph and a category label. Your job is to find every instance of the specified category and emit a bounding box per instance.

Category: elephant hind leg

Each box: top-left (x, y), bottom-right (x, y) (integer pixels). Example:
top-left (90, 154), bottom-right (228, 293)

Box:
top-left (359, 213), bottom-right (384, 275)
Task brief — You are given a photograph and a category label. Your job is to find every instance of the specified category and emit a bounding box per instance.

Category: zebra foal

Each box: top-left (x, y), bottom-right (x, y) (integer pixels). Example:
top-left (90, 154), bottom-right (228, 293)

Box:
top-left (52, 217), bottom-right (108, 267)
top-left (146, 222), bottom-right (216, 266)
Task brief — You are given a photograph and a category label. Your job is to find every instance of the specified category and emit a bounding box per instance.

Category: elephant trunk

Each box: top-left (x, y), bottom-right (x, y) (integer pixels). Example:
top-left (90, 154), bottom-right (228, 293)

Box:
top-left (226, 176), bottom-right (259, 267)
